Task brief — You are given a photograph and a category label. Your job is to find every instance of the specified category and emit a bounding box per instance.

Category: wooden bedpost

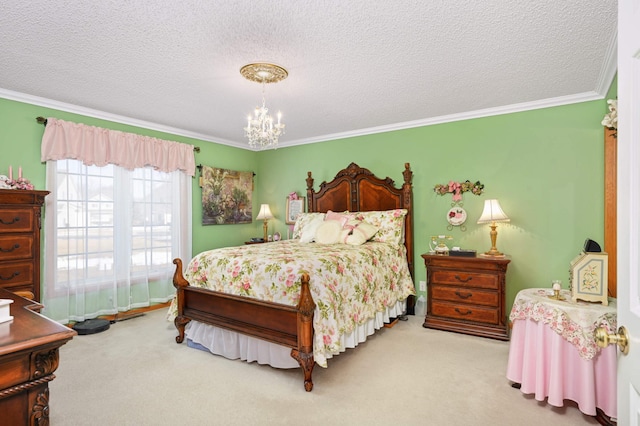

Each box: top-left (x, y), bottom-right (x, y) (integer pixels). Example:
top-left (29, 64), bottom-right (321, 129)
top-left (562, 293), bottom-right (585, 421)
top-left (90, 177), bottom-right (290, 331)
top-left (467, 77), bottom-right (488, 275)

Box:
top-left (291, 273), bottom-right (316, 392)
top-left (306, 171), bottom-right (314, 214)
top-left (172, 258), bottom-right (191, 344)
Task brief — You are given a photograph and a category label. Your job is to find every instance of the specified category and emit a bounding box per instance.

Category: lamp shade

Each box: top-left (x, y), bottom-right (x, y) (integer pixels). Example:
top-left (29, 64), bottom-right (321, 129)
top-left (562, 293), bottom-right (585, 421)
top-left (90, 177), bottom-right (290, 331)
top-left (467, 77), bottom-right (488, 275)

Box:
top-left (477, 199), bottom-right (510, 223)
top-left (256, 204), bottom-right (274, 220)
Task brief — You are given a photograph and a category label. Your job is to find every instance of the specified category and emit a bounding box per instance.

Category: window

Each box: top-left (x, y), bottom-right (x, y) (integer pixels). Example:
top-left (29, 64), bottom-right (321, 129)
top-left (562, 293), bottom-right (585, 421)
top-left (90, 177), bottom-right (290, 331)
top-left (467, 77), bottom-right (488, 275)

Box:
top-left (43, 159), bottom-right (192, 323)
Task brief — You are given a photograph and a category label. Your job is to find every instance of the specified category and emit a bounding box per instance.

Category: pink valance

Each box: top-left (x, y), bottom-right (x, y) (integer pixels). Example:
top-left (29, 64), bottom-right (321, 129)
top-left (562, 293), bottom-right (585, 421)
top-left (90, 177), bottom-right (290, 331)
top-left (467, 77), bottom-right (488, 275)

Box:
top-left (41, 118), bottom-right (196, 176)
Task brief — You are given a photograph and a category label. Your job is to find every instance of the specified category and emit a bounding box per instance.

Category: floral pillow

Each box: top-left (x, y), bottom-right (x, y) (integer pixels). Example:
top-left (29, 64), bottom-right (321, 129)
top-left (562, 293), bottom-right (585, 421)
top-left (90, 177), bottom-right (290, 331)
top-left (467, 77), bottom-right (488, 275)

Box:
top-left (292, 212), bottom-right (326, 240)
top-left (353, 209), bottom-right (407, 245)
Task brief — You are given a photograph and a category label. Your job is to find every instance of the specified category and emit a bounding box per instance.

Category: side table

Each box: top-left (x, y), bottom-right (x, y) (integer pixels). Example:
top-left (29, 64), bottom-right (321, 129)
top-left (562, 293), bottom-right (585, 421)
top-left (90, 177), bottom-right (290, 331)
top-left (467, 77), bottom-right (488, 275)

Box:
top-left (506, 288), bottom-right (617, 420)
top-left (421, 254), bottom-right (510, 340)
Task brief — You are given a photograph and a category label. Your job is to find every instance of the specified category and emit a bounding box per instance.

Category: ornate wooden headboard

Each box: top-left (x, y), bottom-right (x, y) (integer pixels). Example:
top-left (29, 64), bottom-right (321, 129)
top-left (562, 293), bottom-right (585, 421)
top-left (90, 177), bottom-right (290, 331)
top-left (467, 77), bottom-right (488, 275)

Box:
top-left (305, 162), bottom-right (414, 279)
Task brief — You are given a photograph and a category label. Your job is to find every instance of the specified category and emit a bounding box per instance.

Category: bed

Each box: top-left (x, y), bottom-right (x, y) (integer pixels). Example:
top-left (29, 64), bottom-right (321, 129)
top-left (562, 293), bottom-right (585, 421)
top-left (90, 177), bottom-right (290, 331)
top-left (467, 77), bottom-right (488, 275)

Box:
top-left (170, 162), bottom-right (415, 391)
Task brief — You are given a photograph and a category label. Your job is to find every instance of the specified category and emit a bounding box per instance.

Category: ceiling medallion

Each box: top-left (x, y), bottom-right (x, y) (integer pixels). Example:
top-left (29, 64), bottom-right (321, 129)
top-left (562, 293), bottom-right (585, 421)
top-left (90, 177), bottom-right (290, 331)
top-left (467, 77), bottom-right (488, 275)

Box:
top-left (241, 62), bottom-right (288, 150)
top-left (240, 63), bottom-right (288, 84)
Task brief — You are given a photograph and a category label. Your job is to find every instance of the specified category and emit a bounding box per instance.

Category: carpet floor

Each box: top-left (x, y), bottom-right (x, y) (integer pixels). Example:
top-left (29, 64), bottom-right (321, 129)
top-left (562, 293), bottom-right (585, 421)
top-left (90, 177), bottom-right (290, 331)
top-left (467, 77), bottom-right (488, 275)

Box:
top-left (50, 309), bottom-right (599, 425)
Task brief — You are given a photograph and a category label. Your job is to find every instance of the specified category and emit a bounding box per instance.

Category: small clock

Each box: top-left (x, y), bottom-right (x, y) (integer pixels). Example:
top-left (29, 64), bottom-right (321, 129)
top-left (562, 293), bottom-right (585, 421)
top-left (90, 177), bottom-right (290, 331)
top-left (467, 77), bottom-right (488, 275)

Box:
top-left (569, 251), bottom-right (609, 305)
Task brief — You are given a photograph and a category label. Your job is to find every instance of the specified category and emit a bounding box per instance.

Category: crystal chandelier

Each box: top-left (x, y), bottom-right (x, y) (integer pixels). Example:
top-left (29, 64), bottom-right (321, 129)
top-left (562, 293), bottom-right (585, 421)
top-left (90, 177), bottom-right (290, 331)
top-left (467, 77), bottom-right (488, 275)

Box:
top-left (240, 63), bottom-right (288, 149)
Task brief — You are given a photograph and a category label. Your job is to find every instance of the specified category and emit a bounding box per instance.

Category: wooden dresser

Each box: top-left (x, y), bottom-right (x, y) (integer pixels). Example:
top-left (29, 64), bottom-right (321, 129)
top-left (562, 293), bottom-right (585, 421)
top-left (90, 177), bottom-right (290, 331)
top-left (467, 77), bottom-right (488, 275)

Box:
top-left (421, 254), bottom-right (511, 340)
top-left (0, 189), bottom-right (49, 302)
top-left (0, 289), bottom-right (76, 425)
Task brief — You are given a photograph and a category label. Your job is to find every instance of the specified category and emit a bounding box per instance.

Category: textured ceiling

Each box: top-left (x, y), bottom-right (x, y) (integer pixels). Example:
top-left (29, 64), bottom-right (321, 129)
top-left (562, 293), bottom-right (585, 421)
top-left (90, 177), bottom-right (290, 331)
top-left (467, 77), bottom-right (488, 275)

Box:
top-left (0, 1), bottom-right (617, 150)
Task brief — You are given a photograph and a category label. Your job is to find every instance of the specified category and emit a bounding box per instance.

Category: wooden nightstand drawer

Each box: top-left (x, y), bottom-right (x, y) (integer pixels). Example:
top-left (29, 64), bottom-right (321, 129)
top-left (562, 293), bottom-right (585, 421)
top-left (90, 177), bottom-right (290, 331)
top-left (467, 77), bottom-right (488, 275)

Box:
top-left (430, 301), bottom-right (499, 325)
top-left (0, 235), bottom-right (34, 261)
top-left (0, 209), bottom-right (35, 233)
top-left (431, 285), bottom-right (498, 307)
top-left (432, 270), bottom-right (498, 289)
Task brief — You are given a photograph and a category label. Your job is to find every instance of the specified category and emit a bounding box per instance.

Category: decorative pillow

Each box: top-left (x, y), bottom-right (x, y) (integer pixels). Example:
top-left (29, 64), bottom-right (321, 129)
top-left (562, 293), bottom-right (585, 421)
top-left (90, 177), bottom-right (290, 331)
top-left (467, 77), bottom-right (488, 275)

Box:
top-left (315, 220), bottom-right (343, 244)
top-left (292, 212), bottom-right (325, 240)
top-left (324, 210), bottom-right (354, 227)
top-left (299, 215), bottom-right (326, 243)
top-left (353, 209), bottom-right (407, 245)
top-left (343, 221), bottom-right (379, 245)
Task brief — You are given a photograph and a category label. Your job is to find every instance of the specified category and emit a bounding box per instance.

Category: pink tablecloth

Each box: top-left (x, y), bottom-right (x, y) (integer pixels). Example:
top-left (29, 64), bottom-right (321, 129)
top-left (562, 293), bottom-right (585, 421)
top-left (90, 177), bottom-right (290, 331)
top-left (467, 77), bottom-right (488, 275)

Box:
top-left (507, 317), bottom-right (617, 417)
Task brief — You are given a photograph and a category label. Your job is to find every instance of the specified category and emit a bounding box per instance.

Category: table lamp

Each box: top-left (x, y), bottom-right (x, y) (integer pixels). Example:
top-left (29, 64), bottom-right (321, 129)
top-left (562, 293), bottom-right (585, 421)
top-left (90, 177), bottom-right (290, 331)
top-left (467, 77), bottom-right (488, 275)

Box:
top-left (256, 204), bottom-right (274, 242)
top-left (477, 199), bottom-right (510, 256)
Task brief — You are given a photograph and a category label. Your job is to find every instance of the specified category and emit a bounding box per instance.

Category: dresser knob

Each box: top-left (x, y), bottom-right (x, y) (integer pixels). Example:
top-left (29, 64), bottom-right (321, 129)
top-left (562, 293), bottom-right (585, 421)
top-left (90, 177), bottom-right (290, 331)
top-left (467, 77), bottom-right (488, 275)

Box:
top-left (0, 216), bottom-right (20, 225)
top-left (0, 243), bottom-right (20, 253)
top-left (0, 271), bottom-right (20, 281)
top-left (455, 308), bottom-right (472, 315)
top-left (454, 275), bottom-right (472, 283)
top-left (455, 291), bottom-right (473, 299)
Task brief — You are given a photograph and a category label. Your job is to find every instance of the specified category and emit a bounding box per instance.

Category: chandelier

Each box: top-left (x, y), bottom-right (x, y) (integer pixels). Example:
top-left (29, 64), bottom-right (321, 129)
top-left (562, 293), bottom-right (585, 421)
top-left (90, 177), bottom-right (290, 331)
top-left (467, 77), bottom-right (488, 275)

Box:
top-left (240, 63), bottom-right (288, 149)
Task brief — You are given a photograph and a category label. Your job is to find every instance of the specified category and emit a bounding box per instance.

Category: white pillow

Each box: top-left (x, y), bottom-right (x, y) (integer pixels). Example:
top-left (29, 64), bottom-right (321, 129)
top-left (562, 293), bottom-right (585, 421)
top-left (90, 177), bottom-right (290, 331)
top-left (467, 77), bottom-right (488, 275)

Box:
top-left (315, 220), bottom-right (343, 244)
top-left (292, 212), bottom-right (325, 239)
top-left (344, 221), bottom-right (379, 245)
top-left (299, 214), bottom-right (326, 243)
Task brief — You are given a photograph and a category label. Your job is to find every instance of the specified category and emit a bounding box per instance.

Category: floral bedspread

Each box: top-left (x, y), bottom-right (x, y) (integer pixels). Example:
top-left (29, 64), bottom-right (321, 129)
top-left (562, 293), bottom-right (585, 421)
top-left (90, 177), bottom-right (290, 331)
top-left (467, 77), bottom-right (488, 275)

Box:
top-left (509, 288), bottom-right (617, 360)
top-left (168, 240), bottom-right (415, 367)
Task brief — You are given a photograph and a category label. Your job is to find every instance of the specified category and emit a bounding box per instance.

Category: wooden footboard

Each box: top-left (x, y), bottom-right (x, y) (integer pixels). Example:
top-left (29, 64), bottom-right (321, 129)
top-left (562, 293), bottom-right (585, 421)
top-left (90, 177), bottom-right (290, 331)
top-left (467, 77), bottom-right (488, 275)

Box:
top-left (172, 258), bottom-right (317, 391)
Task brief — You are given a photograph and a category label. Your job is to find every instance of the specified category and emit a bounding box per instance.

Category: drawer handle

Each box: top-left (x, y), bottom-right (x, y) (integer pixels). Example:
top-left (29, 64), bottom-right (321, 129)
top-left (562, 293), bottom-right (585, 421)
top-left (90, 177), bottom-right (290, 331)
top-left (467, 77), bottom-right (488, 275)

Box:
top-left (0, 243), bottom-right (20, 253)
top-left (455, 291), bottom-right (473, 299)
top-left (455, 308), bottom-right (472, 315)
top-left (454, 275), bottom-right (472, 283)
top-left (0, 271), bottom-right (20, 281)
top-left (0, 217), bottom-right (20, 225)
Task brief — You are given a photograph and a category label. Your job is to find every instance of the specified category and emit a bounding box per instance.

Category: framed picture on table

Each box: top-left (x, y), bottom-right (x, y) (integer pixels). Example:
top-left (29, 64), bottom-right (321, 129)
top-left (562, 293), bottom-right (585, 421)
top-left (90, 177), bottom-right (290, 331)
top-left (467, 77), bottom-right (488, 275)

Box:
top-left (286, 197), bottom-right (305, 224)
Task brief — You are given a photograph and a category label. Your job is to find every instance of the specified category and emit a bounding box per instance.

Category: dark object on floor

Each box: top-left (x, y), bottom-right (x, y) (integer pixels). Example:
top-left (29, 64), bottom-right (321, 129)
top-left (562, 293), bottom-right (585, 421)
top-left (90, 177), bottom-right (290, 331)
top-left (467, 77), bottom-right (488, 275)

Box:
top-left (72, 318), bottom-right (111, 335)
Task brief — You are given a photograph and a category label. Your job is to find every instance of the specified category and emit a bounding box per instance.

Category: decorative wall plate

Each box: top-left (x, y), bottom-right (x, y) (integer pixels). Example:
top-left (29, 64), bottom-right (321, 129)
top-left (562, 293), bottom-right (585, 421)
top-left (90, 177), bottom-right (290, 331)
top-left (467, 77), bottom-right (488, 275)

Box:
top-left (447, 207), bottom-right (467, 226)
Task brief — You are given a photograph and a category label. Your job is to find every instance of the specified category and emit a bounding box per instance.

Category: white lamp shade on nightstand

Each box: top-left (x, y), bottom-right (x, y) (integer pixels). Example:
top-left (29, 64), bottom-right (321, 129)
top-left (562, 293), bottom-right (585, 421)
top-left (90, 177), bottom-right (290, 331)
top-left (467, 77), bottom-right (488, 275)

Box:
top-left (477, 199), bottom-right (510, 256)
top-left (256, 204), bottom-right (274, 220)
top-left (477, 199), bottom-right (510, 224)
top-left (256, 204), bottom-right (274, 242)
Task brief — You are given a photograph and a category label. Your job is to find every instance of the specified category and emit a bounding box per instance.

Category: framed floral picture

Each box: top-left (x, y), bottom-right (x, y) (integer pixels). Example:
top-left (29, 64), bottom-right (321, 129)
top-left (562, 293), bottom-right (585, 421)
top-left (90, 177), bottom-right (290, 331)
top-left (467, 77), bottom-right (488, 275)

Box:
top-left (286, 196), bottom-right (305, 224)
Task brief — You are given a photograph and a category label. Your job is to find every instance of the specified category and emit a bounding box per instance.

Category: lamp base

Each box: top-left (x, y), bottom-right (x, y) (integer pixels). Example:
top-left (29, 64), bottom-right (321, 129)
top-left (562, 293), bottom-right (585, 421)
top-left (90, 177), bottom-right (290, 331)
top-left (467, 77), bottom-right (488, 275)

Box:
top-left (481, 249), bottom-right (505, 257)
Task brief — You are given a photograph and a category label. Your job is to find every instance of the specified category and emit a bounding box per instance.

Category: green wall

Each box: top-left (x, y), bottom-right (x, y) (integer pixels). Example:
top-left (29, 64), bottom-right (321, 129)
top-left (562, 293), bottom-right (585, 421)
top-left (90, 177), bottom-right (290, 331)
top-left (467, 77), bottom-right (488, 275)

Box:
top-left (0, 95), bottom-right (611, 314)
top-left (258, 101), bottom-right (609, 313)
top-left (0, 97), bottom-right (259, 256)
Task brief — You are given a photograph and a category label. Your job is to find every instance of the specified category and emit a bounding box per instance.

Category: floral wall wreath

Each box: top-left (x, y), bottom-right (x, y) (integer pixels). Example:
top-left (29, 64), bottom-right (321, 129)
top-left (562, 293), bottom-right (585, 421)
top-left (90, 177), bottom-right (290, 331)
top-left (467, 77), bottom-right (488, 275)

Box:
top-left (434, 180), bottom-right (484, 203)
top-left (433, 180), bottom-right (484, 231)
top-left (601, 99), bottom-right (617, 138)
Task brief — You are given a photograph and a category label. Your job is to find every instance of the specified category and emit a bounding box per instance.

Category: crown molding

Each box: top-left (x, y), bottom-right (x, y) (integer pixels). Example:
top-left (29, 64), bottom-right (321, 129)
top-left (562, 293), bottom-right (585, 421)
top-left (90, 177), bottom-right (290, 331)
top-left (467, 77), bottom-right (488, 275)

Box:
top-left (2, 87), bottom-right (605, 152)
top-left (279, 91), bottom-right (605, 148)
top-left (0, 88), bottom-right (246, 150)
top-left (594, 31), bottom-right (618, 96)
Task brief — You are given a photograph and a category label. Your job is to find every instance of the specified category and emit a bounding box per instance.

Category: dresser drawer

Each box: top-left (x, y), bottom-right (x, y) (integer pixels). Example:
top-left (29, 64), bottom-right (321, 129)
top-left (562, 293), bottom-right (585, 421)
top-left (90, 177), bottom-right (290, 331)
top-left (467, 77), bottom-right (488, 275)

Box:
top-left (431, 270), bottom-right (498, 290)
top-left (0, 262), bottom-right (34, 286)
top-left (0, 353), bottom-right (31, 390)
top-left (430, 300), bottom-right (499, 325)
top-left (0, 209), bottom-right (35, 233)
top-left (0, 235), bottom-right (34, 261)
top-left (431, 284), bottom-right (498, 307)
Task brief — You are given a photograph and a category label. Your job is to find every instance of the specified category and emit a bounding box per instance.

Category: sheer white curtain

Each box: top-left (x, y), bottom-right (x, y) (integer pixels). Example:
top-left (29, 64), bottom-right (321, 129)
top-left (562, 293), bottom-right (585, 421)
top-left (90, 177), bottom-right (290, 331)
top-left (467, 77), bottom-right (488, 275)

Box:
top-left (40, 119), bottom-right (193, 323)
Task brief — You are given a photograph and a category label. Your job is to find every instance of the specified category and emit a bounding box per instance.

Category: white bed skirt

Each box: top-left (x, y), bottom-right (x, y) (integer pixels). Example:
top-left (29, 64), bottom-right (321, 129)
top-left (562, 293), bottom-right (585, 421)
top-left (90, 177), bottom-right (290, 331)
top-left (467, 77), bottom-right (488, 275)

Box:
top-left (185, 298), bottom-right (407, 369)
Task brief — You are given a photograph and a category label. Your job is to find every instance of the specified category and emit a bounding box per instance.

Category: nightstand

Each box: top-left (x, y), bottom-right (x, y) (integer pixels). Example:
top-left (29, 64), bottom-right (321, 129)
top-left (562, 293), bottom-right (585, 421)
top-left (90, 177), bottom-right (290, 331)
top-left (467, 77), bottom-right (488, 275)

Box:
top-left (421, 254), bottom-right (511, 340)
top-left (244, 240), bottom-right (265, 245)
